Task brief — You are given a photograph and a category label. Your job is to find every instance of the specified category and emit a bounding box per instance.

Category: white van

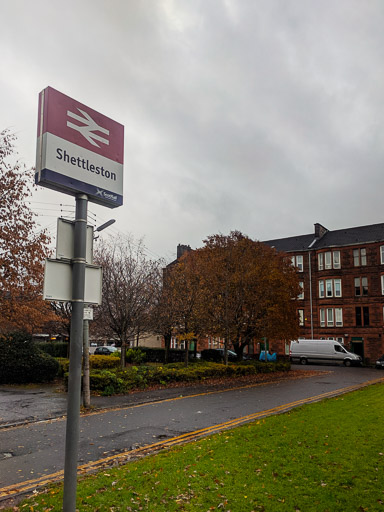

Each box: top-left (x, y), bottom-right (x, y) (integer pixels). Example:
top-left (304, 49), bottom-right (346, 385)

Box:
top-left (290, 339), bottom-right (362, 367)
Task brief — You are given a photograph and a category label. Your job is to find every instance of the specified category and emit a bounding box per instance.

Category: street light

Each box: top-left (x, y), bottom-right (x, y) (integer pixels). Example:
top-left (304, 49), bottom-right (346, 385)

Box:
top-left (95, 219), bottom-right (116, 232)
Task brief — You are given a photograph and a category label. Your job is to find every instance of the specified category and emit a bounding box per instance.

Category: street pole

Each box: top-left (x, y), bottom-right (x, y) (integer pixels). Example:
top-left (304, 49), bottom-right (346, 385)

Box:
top-left (63, 194), bottom-right (88, 512)
top-left (82, 317), bottom-right (91, 409)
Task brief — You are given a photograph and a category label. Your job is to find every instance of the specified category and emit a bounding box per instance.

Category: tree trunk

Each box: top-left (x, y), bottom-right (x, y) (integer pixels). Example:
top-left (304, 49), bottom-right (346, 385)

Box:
top-left (120, 337), bottom-right (126, 368)
top-left (184, 339), bottom-right (189, 367)
top-left (82, 319), bottom-right (91, 409)
top-left (164, 333), bottom-right (171, 364)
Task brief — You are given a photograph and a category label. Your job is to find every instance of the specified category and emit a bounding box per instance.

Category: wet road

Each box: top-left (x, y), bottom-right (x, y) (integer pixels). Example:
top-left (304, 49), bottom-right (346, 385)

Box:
top-left (0, 365), bottom-right (383, 498)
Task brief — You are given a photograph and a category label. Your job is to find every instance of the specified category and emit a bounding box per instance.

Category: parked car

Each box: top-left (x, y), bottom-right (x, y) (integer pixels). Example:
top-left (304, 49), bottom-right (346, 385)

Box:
top-left (94, 346), bottom-right (118, 356)
top-left (375, 355), bottom-right (384, 369)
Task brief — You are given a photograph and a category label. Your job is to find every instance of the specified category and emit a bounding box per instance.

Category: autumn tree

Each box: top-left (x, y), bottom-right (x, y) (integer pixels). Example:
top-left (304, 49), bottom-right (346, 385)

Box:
top-left (160, 251), bottom-right (204, 365)
top-left (151, 270), bottom-right (176, 364)
top-left (184, 232), bottom-right (301, 360)
top-left (94, 236), bottom-right (162, 368)
top-left (0, 130), bottom-right (56, 336)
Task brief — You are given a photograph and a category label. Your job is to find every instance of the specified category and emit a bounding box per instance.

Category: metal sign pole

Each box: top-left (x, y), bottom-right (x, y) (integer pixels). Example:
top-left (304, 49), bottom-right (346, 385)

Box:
top-left (63, 194), bottom-right (88, 511)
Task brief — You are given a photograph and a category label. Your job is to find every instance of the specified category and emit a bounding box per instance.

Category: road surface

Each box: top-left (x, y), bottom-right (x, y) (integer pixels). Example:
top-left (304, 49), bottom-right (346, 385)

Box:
top-left (0, 365), bottom-right (383, 501)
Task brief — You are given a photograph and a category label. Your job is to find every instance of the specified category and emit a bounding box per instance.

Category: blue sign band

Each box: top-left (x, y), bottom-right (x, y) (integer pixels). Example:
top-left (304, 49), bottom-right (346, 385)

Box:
top-left (35, 168), bottom-right (123, 208)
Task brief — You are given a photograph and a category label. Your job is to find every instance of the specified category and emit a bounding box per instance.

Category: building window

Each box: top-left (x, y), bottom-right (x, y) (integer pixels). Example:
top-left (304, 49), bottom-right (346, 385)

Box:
top-left (353, 248), bottom-right (367, 267)
top-left (335, 308), bottom-right (343, 326)
top-left (319, 279), bottom-right (342, 298)
top-left (333, 251), bottom-right (341, 269)
top-left (291, 255), bottom-right (304, 272)
top-left (320, 309), bottom-right (325, 327)
top-left (318, 253), bottom-right (323, 271)
top-left (298, 309), bottom-right (304, 326)
top-left (381, 246), bottom-right (384, 264)
top-left (356, 306), bottom-right (369, 326)
top-left (325, 252), bottom-right (332, 270)
top-left (318, 251), bottom-right (341, 270)
top-left (298, 282), bottom-right (304, 300)
top-left (355, 277), bottom-right (368, 296)
top-left (320, 308), bottom-right (343, 327)
top-left (381, 275), bottom-right (384, 295)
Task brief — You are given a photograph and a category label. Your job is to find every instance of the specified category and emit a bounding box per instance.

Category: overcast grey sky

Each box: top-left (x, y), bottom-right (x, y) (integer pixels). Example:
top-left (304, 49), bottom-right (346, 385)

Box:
top-left (2, 0), bottom-right (383, 261)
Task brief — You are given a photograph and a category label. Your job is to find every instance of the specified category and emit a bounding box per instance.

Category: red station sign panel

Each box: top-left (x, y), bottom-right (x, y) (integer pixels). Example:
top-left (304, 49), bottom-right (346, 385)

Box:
top-left (36, 87), bottom-right (124, 208)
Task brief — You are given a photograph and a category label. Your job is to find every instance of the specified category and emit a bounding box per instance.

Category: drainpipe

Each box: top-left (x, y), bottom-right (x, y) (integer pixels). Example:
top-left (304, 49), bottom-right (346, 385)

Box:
top-left (308, 252), bottom-right (314, 339)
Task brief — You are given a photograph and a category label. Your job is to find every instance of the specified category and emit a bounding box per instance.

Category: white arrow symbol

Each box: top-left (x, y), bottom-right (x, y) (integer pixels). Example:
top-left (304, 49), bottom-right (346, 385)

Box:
top-left (67, 108), bottom-right (110, 148)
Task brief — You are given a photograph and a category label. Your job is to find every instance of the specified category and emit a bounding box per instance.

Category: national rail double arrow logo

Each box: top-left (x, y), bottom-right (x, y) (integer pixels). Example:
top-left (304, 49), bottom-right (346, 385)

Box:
top-left (67, 108), bottom-right (110, 148)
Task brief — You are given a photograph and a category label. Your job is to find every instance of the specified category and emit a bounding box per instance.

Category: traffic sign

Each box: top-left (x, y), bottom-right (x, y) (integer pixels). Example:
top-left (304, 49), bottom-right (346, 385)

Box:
top-left (56, 218), bottom-right (94, 264)
top-left (43, 259), bottom-right (102, 304)
top-left (35, 87), bottom-right (124, 208)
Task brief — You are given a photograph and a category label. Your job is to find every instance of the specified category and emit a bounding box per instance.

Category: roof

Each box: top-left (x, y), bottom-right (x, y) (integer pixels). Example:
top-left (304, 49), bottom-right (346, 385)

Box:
top-left (263, 222), bottom-right (384, 253)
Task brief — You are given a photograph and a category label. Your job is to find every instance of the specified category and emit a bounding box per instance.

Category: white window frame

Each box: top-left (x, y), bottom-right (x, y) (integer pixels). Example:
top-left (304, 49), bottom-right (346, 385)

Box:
top-left (381, 275), bottom-right (384, 295)
top-left (381, 246), bottom-right (384, 265)
top-left (335, 308), bottom-right (343, 327)
top-left (327, 308), bottom-right (334, 327)
top-left (298, 282), bottom-right (304, 300)
top-left (296, 255), bottom-right (303, 272)
top-left (318, 253), bottom-right (324, 271)
top-left (334, 279), bottom-right (342, 297)
top-left (325, 251), bottom-right (332, 270)
top-left (298, 309), bottom-right (304, 326)
top-left (320, 308), bottom-right (325, 327)
top-left (333, 251), bottom-right (341, 269)
top-left (320, 279), bottom-right (341, 298)
top-left (319, 280), bottom-right (325, 298)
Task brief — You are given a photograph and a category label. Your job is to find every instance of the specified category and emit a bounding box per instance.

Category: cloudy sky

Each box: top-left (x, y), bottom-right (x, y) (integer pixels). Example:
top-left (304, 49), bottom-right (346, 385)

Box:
top-left (2, 0), bottom-right (383, 261)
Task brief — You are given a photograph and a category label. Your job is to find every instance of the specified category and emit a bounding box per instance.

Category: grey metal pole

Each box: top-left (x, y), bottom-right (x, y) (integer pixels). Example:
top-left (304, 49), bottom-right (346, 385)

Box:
top-left (63, 194), bottom-right (88, 512)
top-left (82, 318), bottom-right (91, 409)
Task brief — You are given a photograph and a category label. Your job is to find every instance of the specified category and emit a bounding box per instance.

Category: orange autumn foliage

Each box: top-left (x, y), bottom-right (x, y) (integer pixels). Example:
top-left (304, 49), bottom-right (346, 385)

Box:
top-left (0, 130), bottom-right (57, 336)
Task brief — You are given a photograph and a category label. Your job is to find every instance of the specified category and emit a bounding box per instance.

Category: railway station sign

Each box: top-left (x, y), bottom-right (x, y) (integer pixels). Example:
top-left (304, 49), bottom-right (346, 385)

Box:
top-left (35, 86), bottom-right (124, 208)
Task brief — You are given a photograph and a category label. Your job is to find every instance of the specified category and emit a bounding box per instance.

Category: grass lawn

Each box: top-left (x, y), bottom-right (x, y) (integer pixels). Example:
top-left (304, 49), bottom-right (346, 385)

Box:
top-left (8, 383), bottom-right (384, 511)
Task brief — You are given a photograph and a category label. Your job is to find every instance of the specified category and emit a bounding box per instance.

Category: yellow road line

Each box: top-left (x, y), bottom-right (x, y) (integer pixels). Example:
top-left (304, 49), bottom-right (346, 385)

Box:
top-left (1, 376), bottom-right (383, 499)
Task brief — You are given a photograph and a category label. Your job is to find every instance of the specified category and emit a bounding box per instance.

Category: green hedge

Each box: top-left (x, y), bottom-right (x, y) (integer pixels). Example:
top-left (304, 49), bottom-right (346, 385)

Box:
top-left (135, 347), bottom-right (198, 363)
top-left (35, 341), bottom-right (69, 358)
top-left (89, 355), bottom-right (120, 369)
top-left (57, 355), bottom-right (119, 377)
top-left (0, 332), bottom-right (59, 384)
top-left (87, 361), bottom-right (291, 395)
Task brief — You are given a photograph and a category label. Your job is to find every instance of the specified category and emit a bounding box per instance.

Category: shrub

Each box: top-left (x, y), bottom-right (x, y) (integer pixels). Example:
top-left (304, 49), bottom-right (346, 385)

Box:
top-left (126, 348), bottom-right (146, 365)
top-left (56, 358), bottom-right (70, 377)
top-left (35, 341), bottom-right (69, 358)
top-left (89, 355), bottom-right (120, 369)
top-left (137, 347), bottom-right (197, 363)
top-left (89, 369), bottom-right (126, 395)
top-left (0, 332), bottom-right (59, 384)
top-left (86, 360), bottom-right (291, 394)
